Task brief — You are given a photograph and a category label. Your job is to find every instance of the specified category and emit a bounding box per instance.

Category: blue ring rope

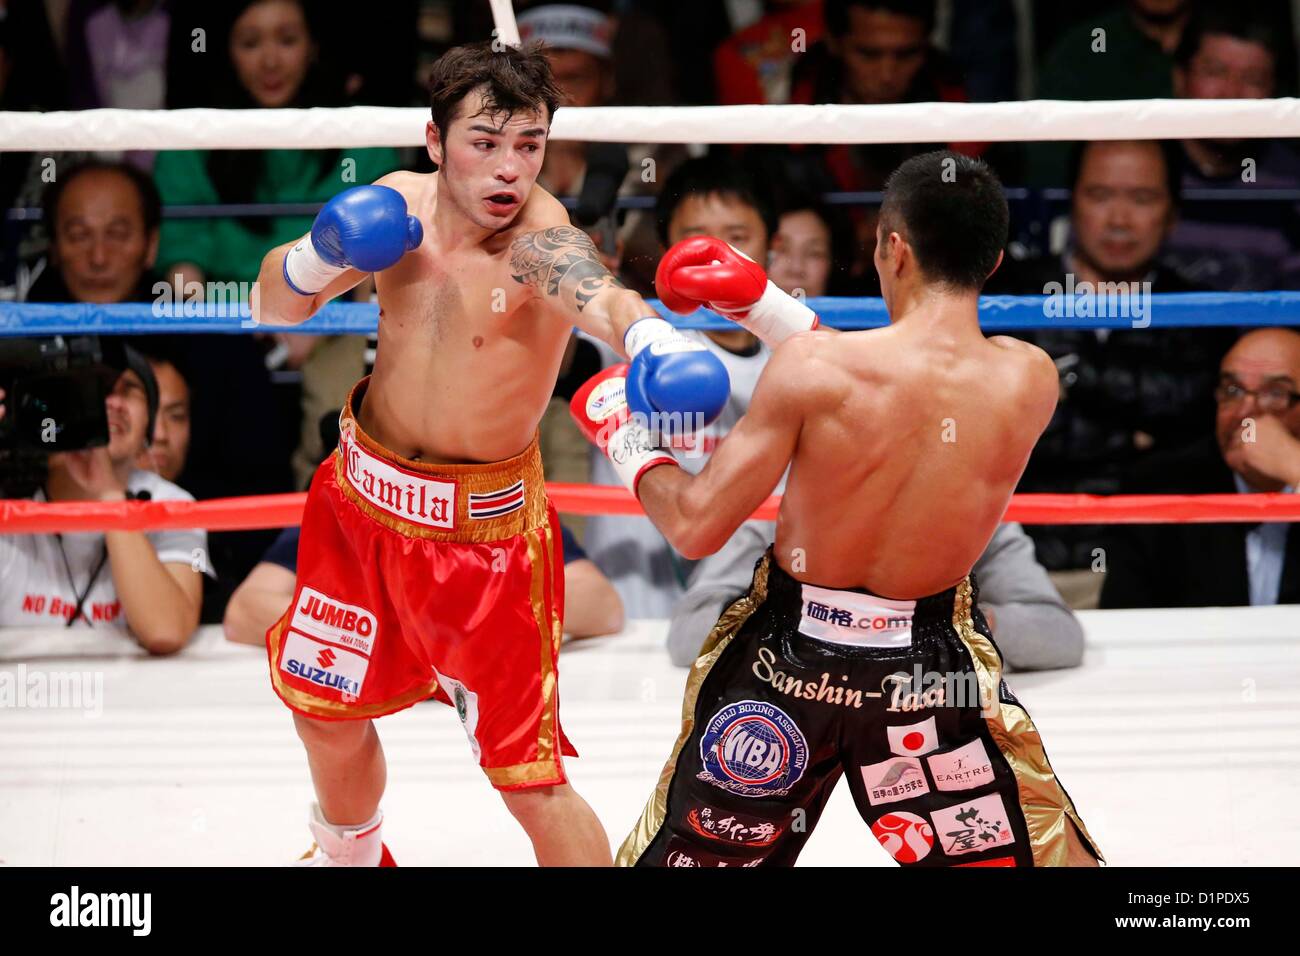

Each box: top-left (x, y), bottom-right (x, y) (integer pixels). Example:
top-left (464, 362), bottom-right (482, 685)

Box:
top-left (1, 292), bottom-right (1298, 336)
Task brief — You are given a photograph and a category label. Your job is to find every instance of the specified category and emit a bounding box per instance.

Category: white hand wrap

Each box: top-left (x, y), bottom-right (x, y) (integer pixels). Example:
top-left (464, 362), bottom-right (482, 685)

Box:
top-left (719, 281), bottom-right (819, 346)
top-left (624, 317), bottom-right (682, 357)
top-left (282, 235), bottom-right (346, 297)
top-left (604, 417), bottom-right (678, 494)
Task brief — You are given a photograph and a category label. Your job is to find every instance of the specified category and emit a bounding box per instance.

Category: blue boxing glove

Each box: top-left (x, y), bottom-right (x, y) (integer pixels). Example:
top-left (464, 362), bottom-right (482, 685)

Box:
top-left (623, 317), bottom-right (730, 437)
top-left (283, 185), bottom-right (423, 295)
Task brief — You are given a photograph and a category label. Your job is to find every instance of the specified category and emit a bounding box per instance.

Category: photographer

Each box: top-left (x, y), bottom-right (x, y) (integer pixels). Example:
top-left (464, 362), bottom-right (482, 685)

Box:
top-left (133, 338), bottom-right (192, 484)
top-left (0, 348), bottom-right (210, 653)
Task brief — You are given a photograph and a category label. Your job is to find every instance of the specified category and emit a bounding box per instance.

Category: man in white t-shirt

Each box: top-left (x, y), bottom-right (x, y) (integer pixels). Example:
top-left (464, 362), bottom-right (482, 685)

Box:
top-left (582, 156), bottom-right (782, 617)
top-left (0, 348), bottom-right (210, 652)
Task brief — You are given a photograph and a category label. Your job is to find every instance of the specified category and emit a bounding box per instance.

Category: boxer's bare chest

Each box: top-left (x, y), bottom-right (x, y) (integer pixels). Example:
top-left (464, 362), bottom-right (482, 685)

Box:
top-left (364, 231), bottom-right (567, 458)
top-left (377, 240), bottom-right (526, 347)
top-left (357, 178), bottom-right (572, 459)
top-left (372, 174), bottom-right (547, 348)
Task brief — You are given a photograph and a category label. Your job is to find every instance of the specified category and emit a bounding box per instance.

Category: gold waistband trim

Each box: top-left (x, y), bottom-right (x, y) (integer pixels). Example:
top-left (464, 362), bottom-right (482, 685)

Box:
top-left (333, 376), bottom-right (548, 542)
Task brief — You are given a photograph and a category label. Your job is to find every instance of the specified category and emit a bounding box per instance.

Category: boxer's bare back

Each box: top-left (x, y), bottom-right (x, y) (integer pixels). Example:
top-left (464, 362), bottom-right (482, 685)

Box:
top-left (638, 305), bottom-right (1059, 599)
top-left (772, 320), bottom-right (1056, 595)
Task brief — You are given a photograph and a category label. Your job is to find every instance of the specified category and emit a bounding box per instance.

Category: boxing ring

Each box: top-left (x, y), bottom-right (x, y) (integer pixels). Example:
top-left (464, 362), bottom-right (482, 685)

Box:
top-left (2, 604), bottom-right (1297, 866)
top-left (5, 82), bottom-right (1300, 865)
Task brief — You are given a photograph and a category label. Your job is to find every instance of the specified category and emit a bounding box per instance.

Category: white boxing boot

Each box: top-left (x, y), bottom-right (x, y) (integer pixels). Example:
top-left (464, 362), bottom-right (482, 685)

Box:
top-left (293, 803), bottom-right (396, 867)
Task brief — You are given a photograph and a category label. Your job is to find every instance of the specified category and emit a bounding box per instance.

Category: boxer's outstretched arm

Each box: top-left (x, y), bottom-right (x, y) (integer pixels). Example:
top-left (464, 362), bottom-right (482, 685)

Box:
top-left (510, 224), bottom-right (652, 356)
top-left (254, 172), bottom-right (421, 327)
top-left (254, 243), bottom-right (367, 327)
top-left (636, 345), bottom-right (806, 560)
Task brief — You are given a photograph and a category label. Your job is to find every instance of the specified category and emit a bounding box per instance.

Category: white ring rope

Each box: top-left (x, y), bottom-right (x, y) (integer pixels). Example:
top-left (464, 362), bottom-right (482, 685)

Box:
top-left (2, 98), bottom-right (1299, 152)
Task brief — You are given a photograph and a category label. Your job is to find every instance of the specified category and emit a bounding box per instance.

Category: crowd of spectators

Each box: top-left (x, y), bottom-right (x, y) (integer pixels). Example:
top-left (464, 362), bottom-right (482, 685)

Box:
top-left (3, 0), bottom-right (1300, 663)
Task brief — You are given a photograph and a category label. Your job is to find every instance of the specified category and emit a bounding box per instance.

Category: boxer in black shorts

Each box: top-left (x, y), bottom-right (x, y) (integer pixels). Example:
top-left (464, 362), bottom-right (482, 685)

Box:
top-left (572, 149), bottom-right (1102, 867)
top-left (618, 550), bottom-right (1097, 866)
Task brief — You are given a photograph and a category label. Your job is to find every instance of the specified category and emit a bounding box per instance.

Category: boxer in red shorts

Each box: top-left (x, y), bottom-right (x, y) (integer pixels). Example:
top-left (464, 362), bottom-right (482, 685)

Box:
top-left (254, 42), bottom-right (729, 866)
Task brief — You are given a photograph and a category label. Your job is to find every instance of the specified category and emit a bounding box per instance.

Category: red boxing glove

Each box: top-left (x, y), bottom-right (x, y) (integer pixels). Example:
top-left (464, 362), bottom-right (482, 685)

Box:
top-left (655, 236), bottom-right (819, 347)
top-left (656, 236), bottom-right (767, 313)
top-left (570, 364), bottom-right (679, 496)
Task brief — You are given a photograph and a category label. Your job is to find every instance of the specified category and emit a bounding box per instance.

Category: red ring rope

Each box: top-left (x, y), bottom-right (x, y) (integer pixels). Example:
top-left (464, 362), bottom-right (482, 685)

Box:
top-left (2, 484), bottom-right (1299, 534)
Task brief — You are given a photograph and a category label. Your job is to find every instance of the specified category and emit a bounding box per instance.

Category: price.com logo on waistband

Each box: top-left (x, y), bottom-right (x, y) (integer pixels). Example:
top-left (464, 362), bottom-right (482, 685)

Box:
top-left (798, 584), bottom-right (915, 648)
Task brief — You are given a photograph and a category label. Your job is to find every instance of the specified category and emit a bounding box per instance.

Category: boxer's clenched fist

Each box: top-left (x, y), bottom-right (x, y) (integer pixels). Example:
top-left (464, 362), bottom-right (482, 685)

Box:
top-left (283, 185), bottom-right (424, 295)
top-left (656, 235), bottom-right (819, 347)
top-left (570, 364), bottom-right (678, 496)
top-left (622, 316), bottom-right (730, 437)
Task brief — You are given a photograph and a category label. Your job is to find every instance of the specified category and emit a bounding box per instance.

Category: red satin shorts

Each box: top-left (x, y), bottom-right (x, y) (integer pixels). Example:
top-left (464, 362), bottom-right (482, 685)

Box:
top-left (266, 379), bottom-right (574, 791)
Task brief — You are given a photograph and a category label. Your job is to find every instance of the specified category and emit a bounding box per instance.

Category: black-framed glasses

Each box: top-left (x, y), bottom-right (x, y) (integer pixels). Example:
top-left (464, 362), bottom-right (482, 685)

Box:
top-left (1214, 379), bottom-right (1300, 413)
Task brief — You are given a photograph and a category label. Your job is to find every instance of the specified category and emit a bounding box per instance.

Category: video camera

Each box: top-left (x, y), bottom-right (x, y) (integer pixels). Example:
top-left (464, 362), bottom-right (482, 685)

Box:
top-left (0, 335), bottom-right (131, 498)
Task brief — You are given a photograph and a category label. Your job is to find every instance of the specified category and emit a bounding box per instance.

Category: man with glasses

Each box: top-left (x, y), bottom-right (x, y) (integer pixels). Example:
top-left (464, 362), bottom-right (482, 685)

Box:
top-left (1102, 328), bottom-right (1300, 607)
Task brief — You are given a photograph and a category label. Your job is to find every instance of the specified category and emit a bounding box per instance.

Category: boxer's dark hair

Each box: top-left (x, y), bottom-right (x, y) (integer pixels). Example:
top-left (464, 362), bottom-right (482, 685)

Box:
top-left (428, 41), bottom-right (562, 139)
top-left (1066, 139), bottom-right (1183, 210)
top-left (879, 150), bottom-right (1007, 291)
top-left (655, 155), bottom-right (778, 247)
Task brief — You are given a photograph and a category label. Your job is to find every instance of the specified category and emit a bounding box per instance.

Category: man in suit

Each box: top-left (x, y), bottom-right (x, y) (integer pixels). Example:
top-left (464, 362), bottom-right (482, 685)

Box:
top-left (1102, 328), bottom-right (1300, 608)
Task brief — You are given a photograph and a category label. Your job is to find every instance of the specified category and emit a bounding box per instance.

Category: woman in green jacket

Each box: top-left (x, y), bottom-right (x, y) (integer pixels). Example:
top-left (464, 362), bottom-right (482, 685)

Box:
top-left (153, 0), bottom-right (401, 287)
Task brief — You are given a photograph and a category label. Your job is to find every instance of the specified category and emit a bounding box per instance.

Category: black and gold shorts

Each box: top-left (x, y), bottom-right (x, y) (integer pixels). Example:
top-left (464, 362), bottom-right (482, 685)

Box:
top-left (617, 549), bottom-right (1103, 867)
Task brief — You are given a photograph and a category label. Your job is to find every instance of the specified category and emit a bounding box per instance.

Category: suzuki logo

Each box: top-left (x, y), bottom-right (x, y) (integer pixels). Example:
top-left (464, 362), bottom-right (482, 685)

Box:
top-left (317, 648), bottom-right (336, 668)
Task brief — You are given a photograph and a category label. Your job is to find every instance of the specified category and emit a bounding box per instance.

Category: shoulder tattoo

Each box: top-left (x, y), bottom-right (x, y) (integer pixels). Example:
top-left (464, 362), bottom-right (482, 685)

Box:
top-left (510, 225), bottom-right (625, 312)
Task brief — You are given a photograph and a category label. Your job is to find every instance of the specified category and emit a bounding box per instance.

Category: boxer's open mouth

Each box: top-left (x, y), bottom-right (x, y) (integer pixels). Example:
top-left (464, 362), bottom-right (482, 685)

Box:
top-left (486, 192), bottom-right (519, 209)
